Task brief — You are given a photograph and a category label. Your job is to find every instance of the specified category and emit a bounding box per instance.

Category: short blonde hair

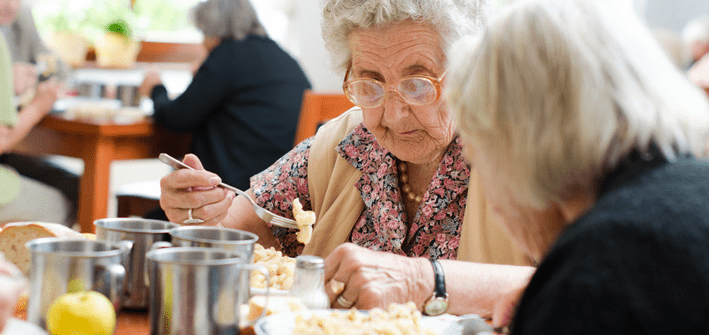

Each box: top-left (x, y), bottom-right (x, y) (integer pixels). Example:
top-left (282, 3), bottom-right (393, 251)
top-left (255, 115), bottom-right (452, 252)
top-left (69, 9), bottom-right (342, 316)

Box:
top-left (321, 0), bottom-right (490, 72)
top-left (446, 0), bottom-right (709, 209)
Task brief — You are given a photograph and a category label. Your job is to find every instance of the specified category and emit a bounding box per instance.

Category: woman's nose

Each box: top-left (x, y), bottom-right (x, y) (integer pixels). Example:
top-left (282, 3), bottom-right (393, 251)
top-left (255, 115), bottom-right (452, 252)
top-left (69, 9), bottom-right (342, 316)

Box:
top-left (382, 86), bottom-right (410, 122)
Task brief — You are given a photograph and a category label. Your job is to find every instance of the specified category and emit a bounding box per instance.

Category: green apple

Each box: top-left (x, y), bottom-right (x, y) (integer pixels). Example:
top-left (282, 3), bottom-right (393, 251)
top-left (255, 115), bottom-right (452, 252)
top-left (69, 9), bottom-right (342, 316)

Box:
top-left (46, 291), bottom-right (116, 335)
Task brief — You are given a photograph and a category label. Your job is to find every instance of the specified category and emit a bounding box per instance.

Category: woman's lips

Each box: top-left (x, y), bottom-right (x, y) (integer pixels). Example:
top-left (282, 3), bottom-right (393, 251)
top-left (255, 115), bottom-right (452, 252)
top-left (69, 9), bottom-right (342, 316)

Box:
top-left (398, 130), bottom-right (419, 136)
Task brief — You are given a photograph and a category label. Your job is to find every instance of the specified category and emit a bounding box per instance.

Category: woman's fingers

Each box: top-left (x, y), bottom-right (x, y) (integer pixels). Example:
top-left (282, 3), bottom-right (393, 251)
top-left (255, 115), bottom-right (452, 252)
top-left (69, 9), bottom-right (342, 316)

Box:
top-left (324, 244), bottom-right (420, 310)
top-left (491, 285), bottom-right (525, 329)
top-left (182, 153), bottom-right (205, 170)
top-left (181, 191), bottom-right (235, 225)
top-left (159, 154), bottom-right (230, 225)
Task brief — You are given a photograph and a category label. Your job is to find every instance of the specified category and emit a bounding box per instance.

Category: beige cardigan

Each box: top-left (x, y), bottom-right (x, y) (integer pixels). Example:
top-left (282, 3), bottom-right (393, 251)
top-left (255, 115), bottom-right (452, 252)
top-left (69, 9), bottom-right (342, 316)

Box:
top-left (301, 108), bottom-right (530, 266)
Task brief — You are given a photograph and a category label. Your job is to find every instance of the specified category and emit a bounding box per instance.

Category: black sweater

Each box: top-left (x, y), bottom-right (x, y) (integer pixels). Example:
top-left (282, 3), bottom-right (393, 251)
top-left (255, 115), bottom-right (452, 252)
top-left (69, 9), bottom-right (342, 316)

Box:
top-left (151, 36), bottom-right (311, 189)
top-left (512, 153), bottom-right (709, 334)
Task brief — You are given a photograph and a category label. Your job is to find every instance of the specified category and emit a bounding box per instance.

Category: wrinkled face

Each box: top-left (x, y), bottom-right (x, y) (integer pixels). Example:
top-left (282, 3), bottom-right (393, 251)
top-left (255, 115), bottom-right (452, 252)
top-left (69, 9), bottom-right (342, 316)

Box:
top-left (348, 21), bottom-right (455, 164)
top-left (0, 0), bottom-right (20, 26)
top-left (463, 140), bottom-right (565, 260)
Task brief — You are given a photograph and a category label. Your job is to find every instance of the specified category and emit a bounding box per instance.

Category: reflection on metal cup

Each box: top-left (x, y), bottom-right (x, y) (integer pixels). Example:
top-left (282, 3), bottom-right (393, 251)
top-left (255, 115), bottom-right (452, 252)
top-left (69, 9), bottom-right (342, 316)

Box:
top-left (94, 218), bottom-right (179, 309)
top-left (166, 226), bottom-right (259, 306)
top-left (117, 85), bottom-right (141, 107)
top-left (25, 238), bottom-right (130, 330)
top-left (146, 247), bottom-right (269, 335)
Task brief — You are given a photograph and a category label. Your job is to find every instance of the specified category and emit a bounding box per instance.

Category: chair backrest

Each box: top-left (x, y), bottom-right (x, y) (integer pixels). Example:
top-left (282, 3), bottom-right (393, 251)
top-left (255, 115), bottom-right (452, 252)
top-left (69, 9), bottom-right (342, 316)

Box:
top-left (294, 90), bottom-right (354, 146)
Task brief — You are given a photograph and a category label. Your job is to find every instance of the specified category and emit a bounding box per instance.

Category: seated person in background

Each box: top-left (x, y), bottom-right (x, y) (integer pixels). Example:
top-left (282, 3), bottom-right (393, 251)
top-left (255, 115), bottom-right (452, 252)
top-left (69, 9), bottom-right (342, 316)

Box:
top-left (140, 0), bottom-right (311, 220)
top-left (0, 33), bottom-right (68, 225)
top-left (0, 253), bottom-right (25, 332)
top-left (682, 15), bottom-right (709, 67)
top-left (446, 0), bottom-right (709, 333)
top-left (0, 0), bottom-right (68, 95)
top-left (159, 0), bottom-right (536, 318)
top-left (0, 0), bottom-right (77, 225)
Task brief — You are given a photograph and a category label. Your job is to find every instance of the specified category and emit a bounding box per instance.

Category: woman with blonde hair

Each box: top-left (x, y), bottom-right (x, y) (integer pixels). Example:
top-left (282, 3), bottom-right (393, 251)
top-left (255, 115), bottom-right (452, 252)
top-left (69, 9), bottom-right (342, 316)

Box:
top-left (447, 0), bottom-right (709, 332)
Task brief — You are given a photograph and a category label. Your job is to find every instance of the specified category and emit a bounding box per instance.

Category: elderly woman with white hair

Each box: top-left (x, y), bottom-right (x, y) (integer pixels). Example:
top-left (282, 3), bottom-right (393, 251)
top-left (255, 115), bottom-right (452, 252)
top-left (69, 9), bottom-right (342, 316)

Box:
top-left (140, 0), bottom-right (311, 198)
top-left (159, 0), bottom-right (535, 316)
top-left (447, 0), bottom-right (709, 332)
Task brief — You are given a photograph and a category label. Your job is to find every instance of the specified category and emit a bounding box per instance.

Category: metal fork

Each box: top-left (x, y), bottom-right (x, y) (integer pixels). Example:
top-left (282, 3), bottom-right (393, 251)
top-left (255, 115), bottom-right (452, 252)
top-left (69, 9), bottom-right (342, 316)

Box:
top-left (158, 153), bottom-right (299, 229)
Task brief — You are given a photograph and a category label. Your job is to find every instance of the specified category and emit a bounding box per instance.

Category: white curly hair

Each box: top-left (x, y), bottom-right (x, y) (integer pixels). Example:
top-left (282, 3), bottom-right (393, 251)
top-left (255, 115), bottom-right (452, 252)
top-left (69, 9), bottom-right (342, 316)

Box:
top-left (321, 0), bottom-right (491, 72)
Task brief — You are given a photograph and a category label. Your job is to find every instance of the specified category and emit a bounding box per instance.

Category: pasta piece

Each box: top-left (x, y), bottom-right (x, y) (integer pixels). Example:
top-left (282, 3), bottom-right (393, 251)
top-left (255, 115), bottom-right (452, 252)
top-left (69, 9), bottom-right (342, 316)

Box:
top-left (293, 198), bottom-right (316, 244)
top-left (251, 243), bottom-right (296, 290)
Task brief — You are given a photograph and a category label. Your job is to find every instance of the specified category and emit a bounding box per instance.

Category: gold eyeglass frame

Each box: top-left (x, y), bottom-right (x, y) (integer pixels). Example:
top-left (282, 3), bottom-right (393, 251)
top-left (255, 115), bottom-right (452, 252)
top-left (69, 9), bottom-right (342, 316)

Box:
top-left (341, 62), bottom-right (445, 108)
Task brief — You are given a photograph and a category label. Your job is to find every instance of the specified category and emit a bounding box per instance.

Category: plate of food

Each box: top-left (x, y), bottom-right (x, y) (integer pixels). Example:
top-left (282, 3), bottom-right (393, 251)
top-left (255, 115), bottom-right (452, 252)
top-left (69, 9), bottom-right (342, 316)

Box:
top-left (253, 302), bottom-right (473, 335)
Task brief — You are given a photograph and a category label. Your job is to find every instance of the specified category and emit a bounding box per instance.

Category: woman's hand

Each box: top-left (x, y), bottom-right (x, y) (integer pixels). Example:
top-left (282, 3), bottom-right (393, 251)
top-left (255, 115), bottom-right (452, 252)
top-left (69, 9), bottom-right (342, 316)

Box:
top-left (324, 243), bottom-right (432, 311)
top-left (139, 70), bottom-right (162, 97)
top-left (30, 78), bottom-right (61, 115)
top-left (12, 62), bottom-right (37, 96)
top-left (0, 254), bottom-right (27, 332)
top-left (491, 283), bottom-right (526, 330)
top-left (160, 154), bottom-right (235, 225)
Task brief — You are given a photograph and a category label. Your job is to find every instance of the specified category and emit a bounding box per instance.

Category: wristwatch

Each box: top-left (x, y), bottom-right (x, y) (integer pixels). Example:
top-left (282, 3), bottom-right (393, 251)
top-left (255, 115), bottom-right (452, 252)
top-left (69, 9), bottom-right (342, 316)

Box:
top-left (423, 258), bottom-right (449, 316)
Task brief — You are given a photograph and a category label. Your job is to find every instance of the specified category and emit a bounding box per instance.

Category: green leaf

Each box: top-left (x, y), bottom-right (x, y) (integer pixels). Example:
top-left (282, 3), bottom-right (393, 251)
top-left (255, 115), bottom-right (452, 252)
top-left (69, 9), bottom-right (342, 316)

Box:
top-left (107, 19), bottom-right (131, 38)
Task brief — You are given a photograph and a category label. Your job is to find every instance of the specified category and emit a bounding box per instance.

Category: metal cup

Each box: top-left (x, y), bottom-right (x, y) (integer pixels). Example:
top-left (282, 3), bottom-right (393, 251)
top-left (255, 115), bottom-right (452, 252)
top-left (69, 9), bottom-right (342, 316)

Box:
top-left (94, 218), bottom-right (179, 309)
top-left (146, 247), bottom-right (270, 335)
top-left (25, 238), bottom-right (131, 330)
top-left (160, 226), bottom-right (258, 262)
top-left (154, 226), bottom-right (259, 305)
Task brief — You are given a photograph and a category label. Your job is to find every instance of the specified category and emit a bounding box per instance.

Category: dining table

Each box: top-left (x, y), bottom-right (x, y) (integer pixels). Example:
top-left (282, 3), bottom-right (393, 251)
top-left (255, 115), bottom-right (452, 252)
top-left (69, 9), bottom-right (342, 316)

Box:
top-left (13, 306), bottom-right (258, 335)
top-left (12, 113), bottom-right (191, 233)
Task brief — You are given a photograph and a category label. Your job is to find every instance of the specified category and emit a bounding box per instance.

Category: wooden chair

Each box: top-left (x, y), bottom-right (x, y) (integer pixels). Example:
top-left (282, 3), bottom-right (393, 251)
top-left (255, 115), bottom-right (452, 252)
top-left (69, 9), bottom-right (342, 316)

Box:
top-left (115, 180), bottom-right (161, 218)
top-left (293, 90), bottom-right (354, 146)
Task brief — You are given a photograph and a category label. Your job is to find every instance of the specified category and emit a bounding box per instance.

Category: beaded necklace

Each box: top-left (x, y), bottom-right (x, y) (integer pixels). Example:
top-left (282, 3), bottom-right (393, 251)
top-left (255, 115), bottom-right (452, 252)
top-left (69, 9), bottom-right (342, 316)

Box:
top-left (398, 161), bottom-right (423, 203)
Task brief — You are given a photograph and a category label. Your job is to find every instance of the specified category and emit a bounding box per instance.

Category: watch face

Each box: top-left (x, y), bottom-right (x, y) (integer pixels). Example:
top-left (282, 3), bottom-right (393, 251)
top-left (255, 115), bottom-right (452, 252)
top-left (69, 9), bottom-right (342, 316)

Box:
top-left (424, 298), bottom-right (449, 316)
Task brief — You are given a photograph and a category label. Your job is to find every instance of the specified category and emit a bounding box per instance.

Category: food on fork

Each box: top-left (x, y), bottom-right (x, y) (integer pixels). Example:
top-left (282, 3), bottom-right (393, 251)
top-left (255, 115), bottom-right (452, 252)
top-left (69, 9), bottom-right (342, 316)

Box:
top-left (292, 198), bottom-right (316, 244)
top-left (251, 243), bottom-right (296, 290)
top-left (0, 222), bottom-right (84, 275)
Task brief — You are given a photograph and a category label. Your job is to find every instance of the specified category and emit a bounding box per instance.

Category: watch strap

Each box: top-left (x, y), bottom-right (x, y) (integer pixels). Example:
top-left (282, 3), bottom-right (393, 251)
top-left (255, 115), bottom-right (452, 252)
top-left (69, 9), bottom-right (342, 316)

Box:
top-left (430, 258), bottom-right (447, 299)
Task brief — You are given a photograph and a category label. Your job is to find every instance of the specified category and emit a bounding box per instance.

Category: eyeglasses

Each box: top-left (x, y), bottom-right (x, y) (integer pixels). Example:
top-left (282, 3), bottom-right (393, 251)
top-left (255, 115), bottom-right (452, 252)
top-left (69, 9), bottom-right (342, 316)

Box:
top-left (342, 64), bottom-right (445, 108)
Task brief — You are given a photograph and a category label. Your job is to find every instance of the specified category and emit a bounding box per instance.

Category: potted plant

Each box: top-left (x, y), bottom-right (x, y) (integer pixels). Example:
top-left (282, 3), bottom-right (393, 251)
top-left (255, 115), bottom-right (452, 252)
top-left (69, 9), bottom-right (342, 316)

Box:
top-left (94, 18), bottom-right (141, 68)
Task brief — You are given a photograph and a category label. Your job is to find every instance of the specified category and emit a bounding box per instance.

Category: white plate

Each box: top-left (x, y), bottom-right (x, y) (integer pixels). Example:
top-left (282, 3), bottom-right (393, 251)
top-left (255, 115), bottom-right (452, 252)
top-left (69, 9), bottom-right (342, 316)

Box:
top-left (250, 288), bottom-right (290, 296)
top-left (2, 318), bottom-right (47, 335)
top-left (253, 309), bottom-right (463, 335)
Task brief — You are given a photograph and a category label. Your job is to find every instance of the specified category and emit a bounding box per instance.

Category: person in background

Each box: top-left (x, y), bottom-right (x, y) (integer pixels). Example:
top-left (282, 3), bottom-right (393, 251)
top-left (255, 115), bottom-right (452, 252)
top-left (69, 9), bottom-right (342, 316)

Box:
top-left (446, 0), bottom-right (709, 332)
top-left (159, 0), bottom-right (536, 318)
top-left (0, 0), bottom-right (76, 226)
top-left (683, 15), bottom-right (709, 67)
top-left (139, 0), bottom-right (311, 220)
top-left (0, 31), bottom-right (67, 225)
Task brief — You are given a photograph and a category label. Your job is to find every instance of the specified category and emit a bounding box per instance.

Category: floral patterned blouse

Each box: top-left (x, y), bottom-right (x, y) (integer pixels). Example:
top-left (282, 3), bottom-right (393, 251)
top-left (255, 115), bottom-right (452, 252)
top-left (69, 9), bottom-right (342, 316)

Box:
top-left (250, 124), bottom-right (471, 259)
